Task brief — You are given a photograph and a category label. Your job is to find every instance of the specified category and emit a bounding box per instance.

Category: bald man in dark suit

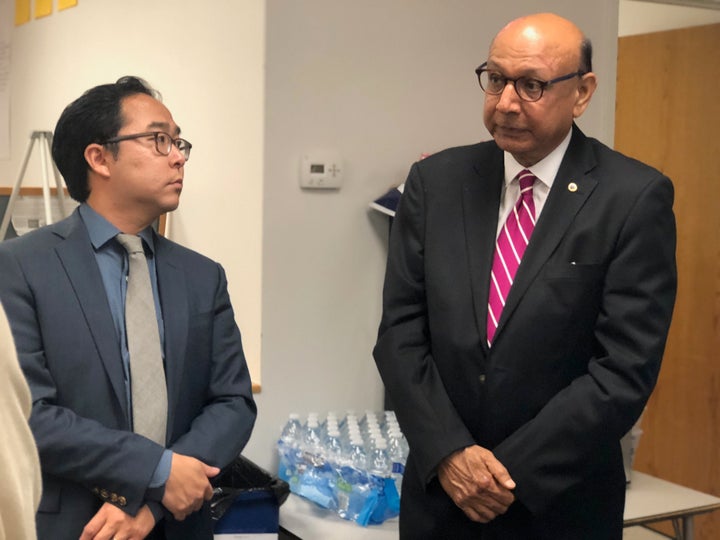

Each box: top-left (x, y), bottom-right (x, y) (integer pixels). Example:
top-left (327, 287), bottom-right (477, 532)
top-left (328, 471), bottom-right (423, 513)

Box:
top-left (374, 13), bottom-right (676, 539)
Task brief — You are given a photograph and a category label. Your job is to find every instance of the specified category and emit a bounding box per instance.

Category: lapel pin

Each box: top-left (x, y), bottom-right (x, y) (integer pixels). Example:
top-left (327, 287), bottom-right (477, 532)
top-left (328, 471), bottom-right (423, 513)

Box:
top-left (568, 182), bottom-right (578, 192)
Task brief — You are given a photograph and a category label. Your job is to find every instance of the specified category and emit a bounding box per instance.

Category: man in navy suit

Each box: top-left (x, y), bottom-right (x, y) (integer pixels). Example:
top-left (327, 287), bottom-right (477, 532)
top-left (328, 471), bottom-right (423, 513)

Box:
top-left (374, 13), bottom-right (677, 539)
top-left (0, 77), bottom-right (256, 539)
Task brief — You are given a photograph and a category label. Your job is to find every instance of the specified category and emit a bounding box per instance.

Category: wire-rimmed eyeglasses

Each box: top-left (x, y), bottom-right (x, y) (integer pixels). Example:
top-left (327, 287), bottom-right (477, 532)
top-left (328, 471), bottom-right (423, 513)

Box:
top-left (475, 62), bottom-right (586, 102)
top-left (102, 131), bottom-right (192, 160)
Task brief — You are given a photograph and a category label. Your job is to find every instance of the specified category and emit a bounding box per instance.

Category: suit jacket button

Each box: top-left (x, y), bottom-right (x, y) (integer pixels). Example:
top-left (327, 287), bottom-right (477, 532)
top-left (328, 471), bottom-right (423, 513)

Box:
top-left (478, 374), bottom-right (486, 384)
top-left (100, 489), bottom-right (109, 500)
top-left (110, 493), bottom-right (118, 503)
top-left (118, 496), bottom-right (127, 507)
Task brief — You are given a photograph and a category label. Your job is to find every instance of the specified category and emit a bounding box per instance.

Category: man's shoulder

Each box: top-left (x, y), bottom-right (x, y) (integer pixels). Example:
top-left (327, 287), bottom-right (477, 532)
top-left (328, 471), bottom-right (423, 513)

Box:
top-left (154, 235), bottom-right (219, 270)
top-left (420, 140), bottom-right (498, 167)
top-left (410, 140), bottom-right (501, 188)
top-left (0, 213), bottom-right (78, 257)
top-left (582, 133), bottom-right (666, 182)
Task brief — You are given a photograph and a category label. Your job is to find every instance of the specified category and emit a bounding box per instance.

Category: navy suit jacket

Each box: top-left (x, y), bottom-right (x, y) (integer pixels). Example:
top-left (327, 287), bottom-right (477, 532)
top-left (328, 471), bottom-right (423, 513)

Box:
top-left (373, 125), bottom-right (677, 539)
top-left (0, 209), bottom-right (257, 539)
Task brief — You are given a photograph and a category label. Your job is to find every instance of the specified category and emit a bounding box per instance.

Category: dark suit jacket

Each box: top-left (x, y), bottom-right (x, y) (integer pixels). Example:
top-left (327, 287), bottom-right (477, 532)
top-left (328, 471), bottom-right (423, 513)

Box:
top-left (0, 209), bottom-right (257, 539)
top-left (373, 125), bottom-right (677, 539)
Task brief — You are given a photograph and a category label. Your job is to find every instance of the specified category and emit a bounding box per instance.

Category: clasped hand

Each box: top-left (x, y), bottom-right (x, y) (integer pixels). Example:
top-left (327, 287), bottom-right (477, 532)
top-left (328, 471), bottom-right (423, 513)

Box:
top-left (80, 503), bottom-right (154, 540)
top-left (80, 453), bottom-right (219, 539)
top-left (162, 453), bottom-right (220, 521)
top-left (437, 445), bottom-right (516, 523)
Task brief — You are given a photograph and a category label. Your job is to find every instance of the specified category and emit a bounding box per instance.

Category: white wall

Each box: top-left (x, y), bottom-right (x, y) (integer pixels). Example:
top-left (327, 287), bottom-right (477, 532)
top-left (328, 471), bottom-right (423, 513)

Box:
top-left (248, 0), bottom-right (620, 471)
top-left (0, 0), bottom-right (265, 383)
top-left (619, 0), bottom-right (720, 35)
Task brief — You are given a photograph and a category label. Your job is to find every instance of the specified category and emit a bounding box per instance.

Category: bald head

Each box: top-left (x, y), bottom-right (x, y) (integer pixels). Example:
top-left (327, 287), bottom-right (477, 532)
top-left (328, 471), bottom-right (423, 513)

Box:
top-left (481, 13), bottom-right (597, 166)
top-left (490, 13), bottom-right (590, 79)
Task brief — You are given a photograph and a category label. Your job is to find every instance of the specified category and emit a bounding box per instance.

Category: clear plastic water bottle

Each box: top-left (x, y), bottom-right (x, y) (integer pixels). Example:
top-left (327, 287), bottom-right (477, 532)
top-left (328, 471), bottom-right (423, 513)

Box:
top-left (369, 437), bottom-right (391, 478)
top-left (387, 427), bottom-right (407, 494)
top-left (280, 413), bottom-right (303, 445)
top-left (349, 435), bottom-right (368, 471)
top-left (277, 413), bottom-right (303, 483)
top-left (302, 416), bottom-right (324, 463)
top-left (340, 434), bottom-right (371, 523)
top-left (296, 416), bottom-right (337, 509)
top-left (325, 428), bottom-right (344, 468)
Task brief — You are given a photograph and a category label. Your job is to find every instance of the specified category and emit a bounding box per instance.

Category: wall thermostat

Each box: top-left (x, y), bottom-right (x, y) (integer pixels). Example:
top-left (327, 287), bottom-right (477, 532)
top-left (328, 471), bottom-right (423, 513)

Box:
top-left (299, 153), bottom-right (343, 189)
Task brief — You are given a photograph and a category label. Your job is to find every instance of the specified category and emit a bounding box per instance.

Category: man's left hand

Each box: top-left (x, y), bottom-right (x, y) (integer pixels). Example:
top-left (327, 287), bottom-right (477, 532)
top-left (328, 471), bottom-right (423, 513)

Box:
top-left (79, 502), bottom-right (156, 540)
top-left (438, 445), bottom-right (516, 523)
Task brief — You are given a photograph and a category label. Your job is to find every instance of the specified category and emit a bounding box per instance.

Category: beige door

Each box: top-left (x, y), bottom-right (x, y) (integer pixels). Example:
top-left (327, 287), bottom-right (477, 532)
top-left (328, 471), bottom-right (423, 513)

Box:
top-left (615, 23), bottom-right (720, 540)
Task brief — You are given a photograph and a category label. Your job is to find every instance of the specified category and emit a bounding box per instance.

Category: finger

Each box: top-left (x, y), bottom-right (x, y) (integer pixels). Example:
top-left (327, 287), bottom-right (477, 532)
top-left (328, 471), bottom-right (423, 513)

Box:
top-left (475, 490), bottom-right (513, 514)
top-left (484, 453), bottom-right (516, 490)
top-left (173, 510), bottom-right (188, 522)
top-left (79, 514), bottom-right (105, 540)
top-left (204, 465), bottom-right (221, 478)
top-left (461, 503), bottom-right (497, 524)
top-left (92, 527), bottom-right (116, 540)
top-left (482, 480), bottom-right (516, 507)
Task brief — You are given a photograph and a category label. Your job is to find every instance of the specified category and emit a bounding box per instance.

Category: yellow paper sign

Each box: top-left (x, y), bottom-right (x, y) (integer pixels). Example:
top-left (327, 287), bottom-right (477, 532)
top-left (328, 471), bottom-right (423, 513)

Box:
top-left (34, 0), bottom-right (52, 18)
top-left (14, 0), bottom-right (31, 25)
top-left (58, 0), bottom-right (78, 10)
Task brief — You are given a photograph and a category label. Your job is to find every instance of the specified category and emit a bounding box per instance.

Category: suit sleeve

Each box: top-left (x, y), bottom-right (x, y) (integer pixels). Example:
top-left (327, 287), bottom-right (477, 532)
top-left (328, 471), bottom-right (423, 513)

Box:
top-left (165, 262), bottom-right (257, 469)
top-left (493, 173), bottom-right (677, 514)
top-left (373, 163), bottom-right (477, 484)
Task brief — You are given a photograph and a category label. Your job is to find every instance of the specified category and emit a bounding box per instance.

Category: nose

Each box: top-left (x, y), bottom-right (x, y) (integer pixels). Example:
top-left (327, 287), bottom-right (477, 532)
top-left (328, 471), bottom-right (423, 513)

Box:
top-left (168, 144), bottom-right (187, 166)
top-left (495, 81), bottom-right (521, 113)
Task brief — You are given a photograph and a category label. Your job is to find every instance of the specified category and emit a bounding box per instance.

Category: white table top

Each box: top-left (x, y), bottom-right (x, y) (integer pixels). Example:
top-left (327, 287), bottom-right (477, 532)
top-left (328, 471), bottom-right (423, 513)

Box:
top-left (280, 494), bottom-right (399, 539)
top-left (624, 471), bottom-right (720, 526)
top-left (279, 471), bottom-right (720, 539)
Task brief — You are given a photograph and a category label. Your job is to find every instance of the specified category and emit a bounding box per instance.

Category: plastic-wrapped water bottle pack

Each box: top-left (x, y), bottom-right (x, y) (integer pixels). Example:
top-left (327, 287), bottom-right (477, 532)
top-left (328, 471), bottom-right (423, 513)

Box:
top-left (276, 410), bottom-right (408, 526)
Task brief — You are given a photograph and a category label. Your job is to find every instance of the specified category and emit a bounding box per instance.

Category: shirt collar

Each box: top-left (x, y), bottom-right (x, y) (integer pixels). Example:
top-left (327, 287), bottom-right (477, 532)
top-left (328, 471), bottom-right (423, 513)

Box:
top-left (78, 203), bottom-right (156, 255)
top-left (503, 128), bottom-right (573, 189)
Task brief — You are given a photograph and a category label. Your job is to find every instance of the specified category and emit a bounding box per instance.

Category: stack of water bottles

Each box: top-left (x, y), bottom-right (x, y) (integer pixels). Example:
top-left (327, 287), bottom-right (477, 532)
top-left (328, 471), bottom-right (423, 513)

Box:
top-left (276, 410), bottom-right (408, 526)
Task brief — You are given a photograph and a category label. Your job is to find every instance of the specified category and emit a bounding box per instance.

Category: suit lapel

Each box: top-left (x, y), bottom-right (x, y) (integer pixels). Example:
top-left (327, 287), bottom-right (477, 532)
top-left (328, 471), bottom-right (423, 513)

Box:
top-left (54, 213), bottom-right (128, 417)
top-left (493, 126), bottom-right (599, 341)
top-left (154, 235), bottom-right (188, 437)
top-left (462, 147), bottom-right (504, 351)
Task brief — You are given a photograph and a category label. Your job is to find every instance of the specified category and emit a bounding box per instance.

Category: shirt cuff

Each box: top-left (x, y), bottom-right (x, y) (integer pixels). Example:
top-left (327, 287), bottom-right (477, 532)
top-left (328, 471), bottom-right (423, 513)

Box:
top-left (145, 449), bottom-right (172, 501)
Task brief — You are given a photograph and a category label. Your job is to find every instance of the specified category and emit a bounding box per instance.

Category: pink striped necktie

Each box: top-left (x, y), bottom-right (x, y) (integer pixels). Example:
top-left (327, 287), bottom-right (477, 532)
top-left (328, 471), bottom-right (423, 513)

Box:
top-left (487, 170), bottom-right (536, 346)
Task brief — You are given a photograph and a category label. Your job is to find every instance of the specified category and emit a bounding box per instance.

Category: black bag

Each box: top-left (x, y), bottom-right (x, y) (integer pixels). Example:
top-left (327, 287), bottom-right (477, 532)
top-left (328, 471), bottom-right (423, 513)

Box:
top-left (210, 454), bottom-right (290, 522)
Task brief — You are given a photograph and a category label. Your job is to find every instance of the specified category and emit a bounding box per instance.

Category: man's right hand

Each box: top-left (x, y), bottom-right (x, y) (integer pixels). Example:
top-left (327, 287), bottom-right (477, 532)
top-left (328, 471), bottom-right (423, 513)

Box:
top-left (437, 445), bottom-right (516, 523)
top-left (162, 453), bottom-right (220, 521)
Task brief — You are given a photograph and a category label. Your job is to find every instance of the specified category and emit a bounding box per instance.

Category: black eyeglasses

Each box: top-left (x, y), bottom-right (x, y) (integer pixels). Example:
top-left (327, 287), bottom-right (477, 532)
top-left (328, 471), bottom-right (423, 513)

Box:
top-left (102, 131), bottom-right (192, 160)
top-left (475, 62), bottom-right (586, 102)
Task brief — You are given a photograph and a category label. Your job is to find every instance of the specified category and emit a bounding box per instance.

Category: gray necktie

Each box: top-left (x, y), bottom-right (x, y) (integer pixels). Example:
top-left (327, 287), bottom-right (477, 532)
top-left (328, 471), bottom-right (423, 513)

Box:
top-left (116, 233), bottom-right (167, 445)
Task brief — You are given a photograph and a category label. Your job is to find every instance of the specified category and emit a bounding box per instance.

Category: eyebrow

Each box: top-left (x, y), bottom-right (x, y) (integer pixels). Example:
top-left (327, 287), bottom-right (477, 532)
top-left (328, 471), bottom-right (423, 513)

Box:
top-left (487, 63), bottom-right (541, 76)
top-left (147, 121), bottom-right (181, 136)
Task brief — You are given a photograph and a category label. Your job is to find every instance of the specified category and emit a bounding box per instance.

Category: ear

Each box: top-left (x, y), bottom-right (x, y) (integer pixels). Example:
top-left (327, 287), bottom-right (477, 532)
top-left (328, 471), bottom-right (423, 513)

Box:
top-left (573, 72), bottom-right (598, 119)
top-left (84, 143), bottom-right (112, 179)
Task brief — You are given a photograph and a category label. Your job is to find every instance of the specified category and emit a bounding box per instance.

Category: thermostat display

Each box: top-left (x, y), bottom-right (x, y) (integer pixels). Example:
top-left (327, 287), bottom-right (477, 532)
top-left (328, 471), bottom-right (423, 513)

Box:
top-left (300, 153), bottom-right (343, 189)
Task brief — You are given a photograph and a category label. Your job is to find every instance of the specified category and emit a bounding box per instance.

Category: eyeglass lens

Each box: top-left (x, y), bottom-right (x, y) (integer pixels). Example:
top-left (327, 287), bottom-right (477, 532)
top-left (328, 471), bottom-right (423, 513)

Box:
top-left (478, 70), bottom-right (544, 102)
top-left (155, 132), bottom-right (191, 160)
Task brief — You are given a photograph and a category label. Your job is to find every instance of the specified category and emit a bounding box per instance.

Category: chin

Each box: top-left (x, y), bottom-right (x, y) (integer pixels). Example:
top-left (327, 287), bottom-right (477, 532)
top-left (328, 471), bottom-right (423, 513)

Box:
top-left (160, 196), bottom-right (181, 214)
top-left (495, 137), bottom-right (529, 155)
